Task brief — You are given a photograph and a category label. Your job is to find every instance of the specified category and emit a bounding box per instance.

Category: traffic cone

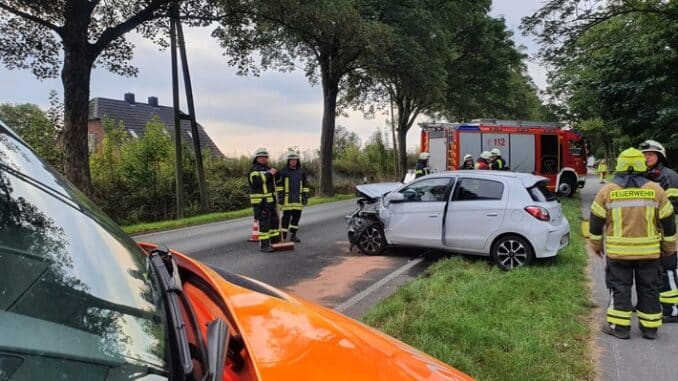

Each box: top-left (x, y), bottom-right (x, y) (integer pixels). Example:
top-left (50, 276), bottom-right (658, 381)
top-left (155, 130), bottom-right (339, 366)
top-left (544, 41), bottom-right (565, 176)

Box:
top-left (248, 219), bottom-right (260, 242)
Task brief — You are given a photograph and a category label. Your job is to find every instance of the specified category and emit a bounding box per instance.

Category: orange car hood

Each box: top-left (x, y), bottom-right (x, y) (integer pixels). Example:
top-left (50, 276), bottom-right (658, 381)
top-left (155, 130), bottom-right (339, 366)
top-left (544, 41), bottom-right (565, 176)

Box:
top-left (203, 267), bottom-right (473, 381)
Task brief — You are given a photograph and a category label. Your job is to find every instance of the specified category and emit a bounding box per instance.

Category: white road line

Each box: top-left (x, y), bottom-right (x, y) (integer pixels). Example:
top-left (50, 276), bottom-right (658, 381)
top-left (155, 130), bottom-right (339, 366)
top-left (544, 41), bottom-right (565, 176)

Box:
top-left (334, 257), bottom-right (425, 313)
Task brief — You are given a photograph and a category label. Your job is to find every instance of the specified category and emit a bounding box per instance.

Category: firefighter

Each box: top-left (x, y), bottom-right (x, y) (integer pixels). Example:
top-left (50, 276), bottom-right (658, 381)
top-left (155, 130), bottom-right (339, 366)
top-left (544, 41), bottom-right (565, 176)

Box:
top-left (415, 152), bottom-right (431, 178)
top-left (597, 159), bottom-right (608, 183)
top-left (459, 154), bottom-right (474, 170)
top-left (490, 148), bottom-right (509, 170)
top-left (589, 148), bottom-right (676, 339)
top-left (639, 139), bottom-right (678, 322)
top-left (276, 150), bottom-right (310, 243)
top-left (475, 151), bottom-right (491, 170)
top-left (248, 147), bottom-right (281, 252)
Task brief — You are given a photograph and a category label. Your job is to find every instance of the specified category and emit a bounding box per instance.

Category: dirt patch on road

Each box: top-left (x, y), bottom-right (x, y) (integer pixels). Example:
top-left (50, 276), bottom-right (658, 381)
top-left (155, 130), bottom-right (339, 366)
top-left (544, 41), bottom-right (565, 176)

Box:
top-left (286, 241), bottom-right (400, 305)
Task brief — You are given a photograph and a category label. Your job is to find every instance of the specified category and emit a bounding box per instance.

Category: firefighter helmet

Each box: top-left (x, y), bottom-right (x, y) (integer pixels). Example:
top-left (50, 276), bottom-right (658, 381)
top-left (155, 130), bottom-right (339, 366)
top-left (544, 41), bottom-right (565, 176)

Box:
top-left (615, 148), bottom-right (647, 173)
top-left (639, 139), bottom-right (667, 161)
top-left (463, 154), bottom-right (473, 161)
top-left (480, 151), bottom-right (492, 160)
top-left (419, 152), bottom-right (430, 160)
top-left (287, 150), bottom-right (300, 160)
top-left (490, 148), bottom-right (501, 156)
top-left (254, 147), bottom-right (269, 158)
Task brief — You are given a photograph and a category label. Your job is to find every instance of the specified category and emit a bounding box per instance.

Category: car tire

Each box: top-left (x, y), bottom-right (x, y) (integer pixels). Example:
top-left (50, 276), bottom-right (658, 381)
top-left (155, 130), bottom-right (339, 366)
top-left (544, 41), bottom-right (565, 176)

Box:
top-left (355, 223), bottom-right (386, 256)
top-left (558, 175), bottom-right (577, 197)
top-left (491, 235), bottom-right (534, 271)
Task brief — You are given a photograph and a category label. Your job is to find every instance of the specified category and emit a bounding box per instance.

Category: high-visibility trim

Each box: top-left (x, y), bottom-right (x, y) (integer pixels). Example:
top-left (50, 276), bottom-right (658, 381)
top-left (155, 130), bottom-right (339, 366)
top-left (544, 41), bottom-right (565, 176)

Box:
top-left (666, 188), bottom-right (678, 198)
top-left (612, 208), bottom-right (622, 238)
top-left (284, 177), bottom-right (290, 205)
top-left (289, 224), bottom-right (299, 229)
top-left (606, 308), bottom-right (632, 326)
top-left (660, 290), bottom-right (678, 304)
top-left (280, 228), bottom-right (288, 233)
top-left (591, 201), bottom-right (607, 218)
top-left (258, 232), bottom-right (270, 240)
top-left (607, 308), bottom-right (632, 318)
top-left (637, 311), bottom-right (663, 328)
top-left (663, 233), bottom-right (678, 243)
top-left (605, 235), bottom-right (661, 244)
top-left (607, 200), bottom-right (658, 209)
top-left (646, 205), bottom-right (655, 238)
top-left (605, 243), bottom-right (660, 256)
top-left (302, 187), bottom-right (310, 192)
top-left (610, 189), bottom-right (656, 200)
top-left (415, 169), bottom-right (424, 175)
top-left (276, 186), bottom-right (284, 192)
top-left (659, 202), bottom-right (674, 219)
top-left (589, 233), bottom-right (603, 241)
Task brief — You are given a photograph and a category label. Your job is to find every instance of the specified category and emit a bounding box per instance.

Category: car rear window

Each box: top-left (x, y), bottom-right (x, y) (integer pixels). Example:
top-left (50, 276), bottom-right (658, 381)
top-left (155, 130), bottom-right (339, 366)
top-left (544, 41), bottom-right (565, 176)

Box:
top-left (528, 181), bottom-right (556, 202)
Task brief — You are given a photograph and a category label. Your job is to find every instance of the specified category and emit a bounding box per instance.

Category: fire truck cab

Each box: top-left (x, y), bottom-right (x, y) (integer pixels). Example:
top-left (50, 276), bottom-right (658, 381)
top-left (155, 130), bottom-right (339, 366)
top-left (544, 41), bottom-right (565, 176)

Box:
top-left (420, 119), bottom-right (588, 196)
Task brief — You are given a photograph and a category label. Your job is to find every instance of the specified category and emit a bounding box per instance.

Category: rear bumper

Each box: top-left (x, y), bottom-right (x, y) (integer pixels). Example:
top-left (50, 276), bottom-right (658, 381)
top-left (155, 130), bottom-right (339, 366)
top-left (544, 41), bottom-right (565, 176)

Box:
top-left (532, 217), bottom-right (570, 258)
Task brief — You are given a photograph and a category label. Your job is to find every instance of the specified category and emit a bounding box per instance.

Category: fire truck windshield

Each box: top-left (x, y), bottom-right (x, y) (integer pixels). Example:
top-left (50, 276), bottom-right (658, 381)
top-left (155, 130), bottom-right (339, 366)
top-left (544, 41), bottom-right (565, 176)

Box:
top-left (569, 140), bottom-right (585, 157)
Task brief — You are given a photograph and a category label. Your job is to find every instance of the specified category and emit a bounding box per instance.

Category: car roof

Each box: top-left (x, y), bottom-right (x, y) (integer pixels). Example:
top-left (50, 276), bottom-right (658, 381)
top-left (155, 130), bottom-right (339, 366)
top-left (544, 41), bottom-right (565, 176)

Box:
top-left (428, 171), bottom-right (547, 187)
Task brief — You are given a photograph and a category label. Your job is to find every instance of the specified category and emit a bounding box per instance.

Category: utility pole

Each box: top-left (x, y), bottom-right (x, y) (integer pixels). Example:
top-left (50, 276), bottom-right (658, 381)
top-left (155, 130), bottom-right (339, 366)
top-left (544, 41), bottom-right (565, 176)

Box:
top-left (170, 5), bottom-right (184, 219)
top-left (170, 3), bottom-right (210, 214)
top-left (389, 93), bottom-right (399, 179)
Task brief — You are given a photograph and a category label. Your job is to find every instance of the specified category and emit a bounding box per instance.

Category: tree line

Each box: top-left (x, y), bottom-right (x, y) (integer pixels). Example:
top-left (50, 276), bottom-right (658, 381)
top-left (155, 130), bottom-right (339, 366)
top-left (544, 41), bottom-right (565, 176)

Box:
top-left (1, 0), bottom-right (546, 202)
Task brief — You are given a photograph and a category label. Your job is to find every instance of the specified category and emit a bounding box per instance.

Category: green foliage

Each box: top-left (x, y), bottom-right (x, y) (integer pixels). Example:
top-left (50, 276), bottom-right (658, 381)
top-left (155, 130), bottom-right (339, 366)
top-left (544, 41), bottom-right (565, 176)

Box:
top-left (363, 196), bottom-right (594, 380)
top-left (0, 102), bottom-right (63, 168)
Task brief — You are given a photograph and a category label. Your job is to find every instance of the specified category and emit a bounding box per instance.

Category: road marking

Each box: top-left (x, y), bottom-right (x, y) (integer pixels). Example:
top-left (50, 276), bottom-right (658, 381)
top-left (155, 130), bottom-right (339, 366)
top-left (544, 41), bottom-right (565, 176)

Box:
top-left (334, 256), bottom-right (425, 313)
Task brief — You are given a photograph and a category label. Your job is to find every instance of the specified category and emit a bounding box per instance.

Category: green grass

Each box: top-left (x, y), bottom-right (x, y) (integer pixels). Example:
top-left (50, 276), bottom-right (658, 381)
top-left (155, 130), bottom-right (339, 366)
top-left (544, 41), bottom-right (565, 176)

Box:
top-left (363, 196), bottom-right (594, 381)
top-left (123, 194), bottom-right (354, 235)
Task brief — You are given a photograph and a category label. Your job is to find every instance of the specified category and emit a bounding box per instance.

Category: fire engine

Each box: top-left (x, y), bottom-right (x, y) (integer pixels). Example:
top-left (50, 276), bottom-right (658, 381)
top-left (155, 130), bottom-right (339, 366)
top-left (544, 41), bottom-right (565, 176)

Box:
top-left (420, 119), bottom-right (589, 196)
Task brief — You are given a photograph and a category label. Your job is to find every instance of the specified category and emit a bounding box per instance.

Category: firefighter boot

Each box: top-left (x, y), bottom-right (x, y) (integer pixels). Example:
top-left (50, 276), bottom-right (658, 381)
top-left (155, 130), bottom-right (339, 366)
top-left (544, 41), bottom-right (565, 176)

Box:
top-left (260, 239), bottom-right (274, 253)
top-left (663, 316), bottom-right (678, 323)
top-left (290, 233), bottom-right (301, 243)
top-left (601, 323), bottom-right (630, 339)
top-left (640, 326), bottom-right (658, 340)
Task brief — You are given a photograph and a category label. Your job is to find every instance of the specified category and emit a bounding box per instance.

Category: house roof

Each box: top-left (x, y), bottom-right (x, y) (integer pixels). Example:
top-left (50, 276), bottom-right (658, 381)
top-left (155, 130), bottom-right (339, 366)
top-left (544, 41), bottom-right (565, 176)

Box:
top-left (88, 95), bottom-right (223, 156)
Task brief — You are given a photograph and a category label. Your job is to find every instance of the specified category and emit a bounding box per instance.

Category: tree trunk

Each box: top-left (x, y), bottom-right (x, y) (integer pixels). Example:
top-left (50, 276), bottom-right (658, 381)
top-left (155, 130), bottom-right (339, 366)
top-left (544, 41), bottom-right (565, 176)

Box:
top-left (397, 127), bottom-right (408, 178)
top-left (61, 47), bottom-right (93, 194)
top-left (319, 62), bottom-right (339, 197)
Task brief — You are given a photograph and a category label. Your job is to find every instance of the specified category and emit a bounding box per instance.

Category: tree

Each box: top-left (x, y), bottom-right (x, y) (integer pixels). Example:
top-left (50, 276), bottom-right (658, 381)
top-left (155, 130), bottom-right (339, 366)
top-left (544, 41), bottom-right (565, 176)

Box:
top-left (0, 0), bottom-right (221, 193)
top-left (214, 0), bottom-right (390, 196)
top-left (0, 102), bottom-right (63, 167)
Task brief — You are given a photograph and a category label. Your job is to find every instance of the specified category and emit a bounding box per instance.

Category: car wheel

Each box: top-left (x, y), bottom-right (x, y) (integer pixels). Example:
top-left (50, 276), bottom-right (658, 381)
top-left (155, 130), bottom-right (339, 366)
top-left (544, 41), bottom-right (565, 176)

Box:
top-left (557, 176), bottom-right (577, 197)
top-left (356, 223), bottom-right (386, 256)
top-left (491, 235), bottom-right (534, 271)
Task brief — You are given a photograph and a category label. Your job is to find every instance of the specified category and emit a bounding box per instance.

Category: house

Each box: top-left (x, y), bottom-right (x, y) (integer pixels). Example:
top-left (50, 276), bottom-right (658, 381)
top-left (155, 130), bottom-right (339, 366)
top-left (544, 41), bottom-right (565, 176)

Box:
top-left (88, 93), bottom-right (223, 156)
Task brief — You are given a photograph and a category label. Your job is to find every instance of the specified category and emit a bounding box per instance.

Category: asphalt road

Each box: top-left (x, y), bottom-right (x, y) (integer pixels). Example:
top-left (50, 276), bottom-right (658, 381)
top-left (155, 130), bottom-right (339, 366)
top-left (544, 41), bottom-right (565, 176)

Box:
top-left (582, 173), bottom-right (678, 380)
top-left (134, 199), bottom-right (422, 310)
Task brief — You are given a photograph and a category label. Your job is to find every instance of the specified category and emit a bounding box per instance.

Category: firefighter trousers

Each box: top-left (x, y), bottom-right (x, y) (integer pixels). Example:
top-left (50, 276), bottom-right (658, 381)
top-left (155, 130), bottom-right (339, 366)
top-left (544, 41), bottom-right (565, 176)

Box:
top-left (253, 204), bottom-right (280, 246)
top-left (281, 209), bottom-right (302, 237)
top-left (659, 254), bottom-right (678, 318)
top-left (605, 258), bottom-right (663, 331)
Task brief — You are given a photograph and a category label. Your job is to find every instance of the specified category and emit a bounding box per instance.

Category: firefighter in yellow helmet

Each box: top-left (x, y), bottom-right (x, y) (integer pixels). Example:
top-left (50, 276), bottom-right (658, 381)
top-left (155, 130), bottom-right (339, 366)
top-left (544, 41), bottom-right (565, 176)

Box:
top-left (597, 159), bottom-right (608, 183)
top-left (589, 148), bottom-right (676, 339)
top-left (415, 152), bottom-right (431, 178)
top-left (276, 150), bottom-right (310, 243)
top-left (639, 139), bottom-right (678, 322)
top-left (248, 147), bottom-right (280, 252)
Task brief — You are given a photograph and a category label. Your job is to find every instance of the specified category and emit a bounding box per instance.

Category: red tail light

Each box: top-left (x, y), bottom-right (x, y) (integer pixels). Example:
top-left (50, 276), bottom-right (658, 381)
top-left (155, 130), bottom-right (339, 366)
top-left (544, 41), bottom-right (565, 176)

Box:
top-left (525, 206), bottom-right (550, 222)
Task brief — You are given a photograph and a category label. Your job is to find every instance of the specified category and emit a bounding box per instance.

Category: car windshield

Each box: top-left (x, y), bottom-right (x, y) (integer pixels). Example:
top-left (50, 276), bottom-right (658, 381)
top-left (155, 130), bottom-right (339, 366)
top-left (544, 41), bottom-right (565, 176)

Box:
top-left (0, 122), bottom-right (169, 380)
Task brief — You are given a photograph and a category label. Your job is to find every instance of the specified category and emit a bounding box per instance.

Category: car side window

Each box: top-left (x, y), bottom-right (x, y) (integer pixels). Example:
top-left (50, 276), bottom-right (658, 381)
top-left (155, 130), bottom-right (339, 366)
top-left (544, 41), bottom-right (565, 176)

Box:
top-left (454, 178), bottom-right (504, 201)
top-left (399, 178), bottom-right (451, 202)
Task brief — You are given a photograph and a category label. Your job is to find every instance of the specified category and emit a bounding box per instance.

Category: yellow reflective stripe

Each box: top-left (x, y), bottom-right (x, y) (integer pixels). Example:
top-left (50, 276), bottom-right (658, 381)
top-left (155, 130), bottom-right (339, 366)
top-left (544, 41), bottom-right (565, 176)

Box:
top-left (302, 187), bottom-right (310, 192)
top-left (637, 311), bottom-right (663, 328)
top-left (660, 290), bottom-right (678, 304)
top-left (607, 308), bottom-right (632, 318)
top-left (258, 232), bottom-right (270, 240)
top-left (659, 201), bottom-right (674, 219)
top-left (416, 169), bottom-right (424, 174)
top-left (647, 206), bottom-right (655, 238)
top-left (589, 233), bottom-right (603, 241)
top-left (276, 186), bottom-right (284, 192)
top-left (607, 200), bottom-right (658, 209)
top-left (607, 309), bottom-right (632, 326)
top-left (605, 243), bottom-right (660, 255)
top-left (667, 188), bottom-right (678, 198)
top-left (663, 233), bottom-right (678, 242)
top-left (591, 201), bottom-right (607, 218)
top-left (610, 189), bottom-right (656, 200)
top-left (284, 177), bottom-right (289, 205)
top-left (612, 208), bottom-right (622, 237)
top-left (606, 235), bottom-right (660, 244)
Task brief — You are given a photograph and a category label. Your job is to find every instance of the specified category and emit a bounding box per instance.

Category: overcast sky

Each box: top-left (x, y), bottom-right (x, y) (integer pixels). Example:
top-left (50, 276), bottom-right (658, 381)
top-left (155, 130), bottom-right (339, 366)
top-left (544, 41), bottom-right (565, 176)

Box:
top-left (0, 0), bottom-right (545, 158)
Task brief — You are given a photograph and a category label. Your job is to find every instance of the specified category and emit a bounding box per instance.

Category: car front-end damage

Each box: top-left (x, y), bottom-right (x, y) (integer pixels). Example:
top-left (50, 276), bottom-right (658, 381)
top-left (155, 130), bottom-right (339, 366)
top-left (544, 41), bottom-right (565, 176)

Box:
top-left (346, 182), bottom-right (401, 255)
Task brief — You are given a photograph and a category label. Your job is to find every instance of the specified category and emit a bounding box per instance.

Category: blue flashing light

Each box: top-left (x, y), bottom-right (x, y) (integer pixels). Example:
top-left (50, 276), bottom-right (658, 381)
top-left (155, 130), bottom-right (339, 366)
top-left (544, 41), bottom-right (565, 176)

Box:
top-left (457, 124), bottom-right (480, 131)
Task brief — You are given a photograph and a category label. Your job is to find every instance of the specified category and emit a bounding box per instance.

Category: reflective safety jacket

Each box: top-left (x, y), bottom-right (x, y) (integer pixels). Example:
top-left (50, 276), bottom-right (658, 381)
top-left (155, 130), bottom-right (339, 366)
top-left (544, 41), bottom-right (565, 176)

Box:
top-left (276, 164), bottom-right (309, 211)
top-left (415, 161), bottom-right (430, 178)
top-left (597, 162), bottom-right (608, 173)
top-left (647, 163), bottom-right (678, 215)
top-left (491, 157), bottom-right (509, 171)
top-left (248, 163), bottom-right (276, 207)
top-left (589, 175), bottom-right (677, 260)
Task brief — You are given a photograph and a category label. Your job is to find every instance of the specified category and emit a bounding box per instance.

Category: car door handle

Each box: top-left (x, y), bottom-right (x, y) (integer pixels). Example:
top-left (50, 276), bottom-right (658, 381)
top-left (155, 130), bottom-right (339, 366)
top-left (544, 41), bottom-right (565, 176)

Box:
top-left (486, 213), bottom-right (498, 217)
top-left (428, 214), bottom-right (439, 218)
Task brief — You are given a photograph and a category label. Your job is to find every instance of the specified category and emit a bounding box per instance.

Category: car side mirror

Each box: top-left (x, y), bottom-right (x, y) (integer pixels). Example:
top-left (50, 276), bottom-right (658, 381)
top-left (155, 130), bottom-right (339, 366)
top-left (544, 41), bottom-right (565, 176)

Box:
top-left (385, 191), bottom-right (406, 204)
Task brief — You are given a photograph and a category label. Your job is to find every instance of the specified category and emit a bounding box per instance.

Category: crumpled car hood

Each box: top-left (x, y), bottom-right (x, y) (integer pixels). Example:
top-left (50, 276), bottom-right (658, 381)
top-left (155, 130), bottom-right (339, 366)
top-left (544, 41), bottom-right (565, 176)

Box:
top-left (355, 182), bottom-right (402, 200)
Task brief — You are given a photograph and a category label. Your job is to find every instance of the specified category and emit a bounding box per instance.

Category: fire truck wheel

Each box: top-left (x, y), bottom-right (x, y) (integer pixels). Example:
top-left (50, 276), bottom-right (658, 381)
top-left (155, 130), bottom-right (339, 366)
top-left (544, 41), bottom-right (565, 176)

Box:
top-left (491, 234), bottom-right (534, 271)
top-left (557, 175), bottom-right (577, 197)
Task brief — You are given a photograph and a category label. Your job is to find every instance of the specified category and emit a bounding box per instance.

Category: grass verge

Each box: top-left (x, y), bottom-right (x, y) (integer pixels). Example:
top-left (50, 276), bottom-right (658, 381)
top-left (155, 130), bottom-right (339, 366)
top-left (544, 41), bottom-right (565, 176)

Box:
top-left (124, 194), bottom-right (354, 235)
top-left (362, 196), bottom-right (594, 381)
